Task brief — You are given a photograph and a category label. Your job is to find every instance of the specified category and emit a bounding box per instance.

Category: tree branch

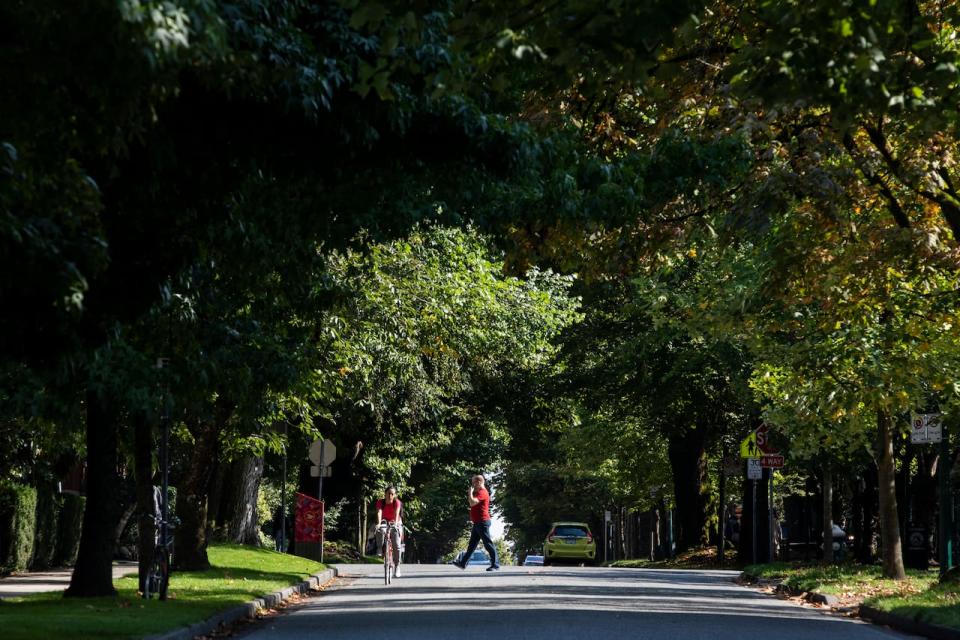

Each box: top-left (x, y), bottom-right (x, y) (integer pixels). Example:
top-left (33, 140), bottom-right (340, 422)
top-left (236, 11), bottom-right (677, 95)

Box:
top-left (842, 131), bottom-right (911, 229)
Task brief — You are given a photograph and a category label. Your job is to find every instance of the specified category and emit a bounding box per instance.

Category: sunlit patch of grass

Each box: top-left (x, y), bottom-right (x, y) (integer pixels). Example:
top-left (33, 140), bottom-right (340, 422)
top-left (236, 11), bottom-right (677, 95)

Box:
top-left (867, 580), bottom-right (960, 630)
top-left (743, 561), bottom-right (958, 630)
top-left (0, 544), bottom-right (326, 640)
top-left (610, 546), bottom-right (737, 569)
top-left (745, 562), bottom-right (937, 596)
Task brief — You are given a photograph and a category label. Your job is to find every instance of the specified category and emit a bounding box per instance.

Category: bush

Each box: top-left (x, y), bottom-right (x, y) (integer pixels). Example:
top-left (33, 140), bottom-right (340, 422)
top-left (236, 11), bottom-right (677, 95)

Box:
top-left (31, 485), bottom-right (62, 569)
top-left (0, 483), bottom-right (38, 571)
top-left (53, 494), bottom-right (84, 567)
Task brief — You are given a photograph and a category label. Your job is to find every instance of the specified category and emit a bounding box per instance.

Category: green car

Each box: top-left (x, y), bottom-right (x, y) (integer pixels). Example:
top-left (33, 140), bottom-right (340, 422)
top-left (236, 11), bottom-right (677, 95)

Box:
top-left (543, 522), bottom-right (596, 565)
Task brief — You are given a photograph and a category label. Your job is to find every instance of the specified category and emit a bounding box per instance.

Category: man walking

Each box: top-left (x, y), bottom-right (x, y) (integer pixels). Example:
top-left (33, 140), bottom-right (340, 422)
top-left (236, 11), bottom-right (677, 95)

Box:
top-left (453, 474), bottom-right (499, 571)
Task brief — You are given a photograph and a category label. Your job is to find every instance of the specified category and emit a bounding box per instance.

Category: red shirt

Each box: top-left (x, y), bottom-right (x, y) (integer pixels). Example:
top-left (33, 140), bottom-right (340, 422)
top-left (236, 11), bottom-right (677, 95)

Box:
top-left (376, 498), bottom-right (402, 522)
top-left (470, 488), bottom-right (490, 523)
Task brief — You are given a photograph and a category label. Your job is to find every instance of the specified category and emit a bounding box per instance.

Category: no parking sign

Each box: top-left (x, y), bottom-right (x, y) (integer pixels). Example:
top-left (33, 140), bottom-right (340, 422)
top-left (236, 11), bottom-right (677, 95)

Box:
top-left (910, 413), bottom-right (942, 444)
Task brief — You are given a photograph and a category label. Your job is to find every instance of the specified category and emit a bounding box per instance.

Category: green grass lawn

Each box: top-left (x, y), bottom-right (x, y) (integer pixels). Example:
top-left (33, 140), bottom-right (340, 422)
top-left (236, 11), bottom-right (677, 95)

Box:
top-left (743, 561), bottom-right (959, 630)
top-left (866, 580), bottom-right (960, 630)
top-left (0, 544), bottom-right (327, 640)
top-left (742, 561), bottom-right (938, 595)
top-left (608, 546), bottom-right (737, 569)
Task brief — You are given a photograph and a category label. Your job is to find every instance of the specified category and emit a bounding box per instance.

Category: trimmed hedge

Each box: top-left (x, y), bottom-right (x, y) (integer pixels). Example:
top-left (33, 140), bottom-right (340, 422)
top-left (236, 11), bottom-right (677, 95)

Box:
top-left (31, 485), bottom-right (62, 569)
top-left (0, 483), bottom-right (38, 571)
top-left (53, 493), bottom-right (84, 567)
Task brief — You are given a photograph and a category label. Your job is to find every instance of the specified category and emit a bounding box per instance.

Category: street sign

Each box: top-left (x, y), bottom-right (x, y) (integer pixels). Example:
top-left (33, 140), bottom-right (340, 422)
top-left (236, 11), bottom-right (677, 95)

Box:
top-left (911, 413), bottom-right (942, 444)
top-left (740, 433), bottom-right (761, 458)
top-left (760, 455), bottom-right (784, 469)
top-left (604, 510), bottom-right (612, 522)
top-left (754, 424), bottom-right (777, 454)
top-left (308, 438), bottom-right (337, 466)
top-left (310, 465), bottom-right (333, 478)
top-left (747, 458), bottom-right (762, 480)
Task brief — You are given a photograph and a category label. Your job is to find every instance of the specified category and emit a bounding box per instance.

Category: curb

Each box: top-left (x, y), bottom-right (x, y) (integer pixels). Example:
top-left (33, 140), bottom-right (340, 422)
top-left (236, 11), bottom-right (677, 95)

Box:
top-left (859, 605), bottom-right (959, 640)
top-left (742, 573), bottom-right (839, 607)
top-left (804, 591), bottom-right (839, 606)
top-left (144, 566), bottom-right (338, 640)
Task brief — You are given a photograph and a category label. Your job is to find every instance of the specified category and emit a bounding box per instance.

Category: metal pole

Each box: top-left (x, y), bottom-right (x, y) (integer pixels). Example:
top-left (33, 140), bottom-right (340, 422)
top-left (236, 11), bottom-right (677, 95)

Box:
top-left (160, 363), bottom-right (169, 579)
top-left (769, 471), bottom-right (774, 561)
top-left (318, 440), bottom-right (325, 563)
top-left (718, 446), bottom-right (726, 567)
top-left (667, 509), bottom-right (674, 559)
top-left (603, 520), bottom-right (608, 564)
top-left (752, 479), bottom-right (758, 565)
top-left (279, 423), bottom-right (287, 553)
top-left (318, 440), bottom-right (325, 503)
top-left (940, 424), bottom-right (954, 577)
top-left (157, 375), bottom-right (170, 600)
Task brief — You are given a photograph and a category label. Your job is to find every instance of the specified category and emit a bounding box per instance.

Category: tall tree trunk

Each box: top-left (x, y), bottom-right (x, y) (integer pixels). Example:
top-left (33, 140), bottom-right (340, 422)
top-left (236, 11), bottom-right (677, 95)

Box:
top-left (114, 501), bottom-right (136, 551)
top-left (856, 465), bottom-right (878, 563)
top-left (66, 389), bottom-right (123, 597)
top-left (219, 456), bottom-right (264, 546)
top-left (174, 416), bottom-right (223, 570)
top-left (822, 466), bottom-right (834, 563)
top-left (877, 409), bottom-right (906, 579)
top-left (667, 428), bottom-right (709, 552)
top-left (133, 411), bottom-right (155, 593)
top-left (851, 474), bottom-right (864, 562)
top-left (896, 442), bottom-right (914, 539)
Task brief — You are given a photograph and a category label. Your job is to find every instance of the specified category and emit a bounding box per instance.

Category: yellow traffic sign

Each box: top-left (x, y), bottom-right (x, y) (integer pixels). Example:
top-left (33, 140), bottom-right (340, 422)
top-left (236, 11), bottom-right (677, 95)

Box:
top-left (740, 432), bottom-right (761, 458)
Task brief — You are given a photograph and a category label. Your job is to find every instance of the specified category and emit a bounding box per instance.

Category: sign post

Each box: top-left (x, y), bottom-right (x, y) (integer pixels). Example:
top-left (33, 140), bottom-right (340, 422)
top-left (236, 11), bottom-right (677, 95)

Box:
top-left (940, 423), bottom-right (954, 577)
top-left (603, 510), bottom-right (611, 563)
top-left (742, 426), bottom-right (786, 565)
top-left (308, 439), bottom-right (336, 563)
top-left (909, 414), bottom-right (952, 575)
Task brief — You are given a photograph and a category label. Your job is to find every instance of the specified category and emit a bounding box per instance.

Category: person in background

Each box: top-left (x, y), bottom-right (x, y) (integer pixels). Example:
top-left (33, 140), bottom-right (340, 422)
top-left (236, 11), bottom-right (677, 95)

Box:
top-left (375, 486), bottom-right (403, 577)
top-left (452, 474), bottom-right (499, 571)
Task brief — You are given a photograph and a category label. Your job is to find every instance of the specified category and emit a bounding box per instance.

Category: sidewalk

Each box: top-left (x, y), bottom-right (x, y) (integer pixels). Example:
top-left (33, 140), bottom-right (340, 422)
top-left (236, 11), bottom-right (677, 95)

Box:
top-left (0, 561), bottom-right (138, 598)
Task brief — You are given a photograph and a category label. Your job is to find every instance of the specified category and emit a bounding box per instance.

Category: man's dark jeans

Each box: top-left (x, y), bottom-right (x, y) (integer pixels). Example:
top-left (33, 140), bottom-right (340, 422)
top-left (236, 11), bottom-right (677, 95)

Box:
top-left (463, 519), bottom-right (499, 568)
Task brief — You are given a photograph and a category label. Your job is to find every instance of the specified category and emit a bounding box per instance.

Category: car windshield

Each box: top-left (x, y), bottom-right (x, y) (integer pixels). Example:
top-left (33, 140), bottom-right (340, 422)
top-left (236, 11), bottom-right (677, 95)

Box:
top-left (553, 526), bottom-right (589, 537)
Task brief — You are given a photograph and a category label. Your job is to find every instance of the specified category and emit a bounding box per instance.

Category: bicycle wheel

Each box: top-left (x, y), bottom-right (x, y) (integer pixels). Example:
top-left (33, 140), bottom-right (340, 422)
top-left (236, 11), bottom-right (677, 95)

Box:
top-left (145, 548), bottom-right (170, 600)
top-left (144, 550), bottom-right (161, 599)
top-left (384, 539), bottom-right (392, 585)
top-left (157, 547), bottom-right (170, 600)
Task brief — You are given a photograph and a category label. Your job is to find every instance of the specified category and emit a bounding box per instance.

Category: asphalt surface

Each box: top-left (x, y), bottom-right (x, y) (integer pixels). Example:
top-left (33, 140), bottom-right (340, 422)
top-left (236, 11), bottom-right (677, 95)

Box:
top-left (237, 563), bottom-right (918, 640)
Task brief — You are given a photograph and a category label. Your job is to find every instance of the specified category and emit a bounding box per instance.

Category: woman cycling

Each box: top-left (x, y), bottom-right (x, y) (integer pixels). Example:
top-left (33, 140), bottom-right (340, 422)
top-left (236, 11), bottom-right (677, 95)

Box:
top-left (375, 486), bottom-right (403, 576)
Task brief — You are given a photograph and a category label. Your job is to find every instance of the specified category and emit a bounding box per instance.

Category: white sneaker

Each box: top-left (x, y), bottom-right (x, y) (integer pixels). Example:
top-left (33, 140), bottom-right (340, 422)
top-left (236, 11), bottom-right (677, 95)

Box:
top-left (394, 566), bottom-right (401, 578)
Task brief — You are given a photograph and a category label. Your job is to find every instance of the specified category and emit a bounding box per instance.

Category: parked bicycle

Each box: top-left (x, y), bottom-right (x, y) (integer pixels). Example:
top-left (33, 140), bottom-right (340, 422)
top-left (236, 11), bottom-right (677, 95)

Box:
top-left (143, 484), bottom-right (180, 600)
top-left (377, 520), bottom-right (403, 585)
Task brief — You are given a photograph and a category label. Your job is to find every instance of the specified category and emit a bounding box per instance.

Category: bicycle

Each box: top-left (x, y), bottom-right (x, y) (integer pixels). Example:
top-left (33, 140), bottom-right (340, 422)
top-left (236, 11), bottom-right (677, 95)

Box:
top-left (377, 520), bottom-right (402, 585)
top-left (144, 512), bottom-right (178, 600)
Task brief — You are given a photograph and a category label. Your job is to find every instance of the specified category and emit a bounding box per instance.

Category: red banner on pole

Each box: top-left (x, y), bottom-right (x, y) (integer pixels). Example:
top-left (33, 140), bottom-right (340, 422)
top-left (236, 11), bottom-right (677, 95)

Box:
top-left (295, 492), bottom-right (324, 542)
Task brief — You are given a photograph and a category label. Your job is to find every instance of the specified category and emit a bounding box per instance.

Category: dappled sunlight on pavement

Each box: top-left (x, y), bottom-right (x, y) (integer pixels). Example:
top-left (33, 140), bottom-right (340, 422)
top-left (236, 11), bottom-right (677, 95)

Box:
top-left (237, 564), bottom-right (916, 640)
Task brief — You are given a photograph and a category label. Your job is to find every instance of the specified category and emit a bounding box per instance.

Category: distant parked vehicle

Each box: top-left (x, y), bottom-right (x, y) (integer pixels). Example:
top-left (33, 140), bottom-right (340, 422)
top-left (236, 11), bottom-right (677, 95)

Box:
top-left (543, 522), bottom-right (596, 566)
top-left (453, 550), bottom-right (490, 567)
top-left (523, 554), bottom-right (544, 566)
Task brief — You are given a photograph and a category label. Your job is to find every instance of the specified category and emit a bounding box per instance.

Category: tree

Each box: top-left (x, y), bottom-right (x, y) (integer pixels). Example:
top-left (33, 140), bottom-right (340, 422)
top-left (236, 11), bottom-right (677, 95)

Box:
top-left (315, 226), bottom-right (579, 551)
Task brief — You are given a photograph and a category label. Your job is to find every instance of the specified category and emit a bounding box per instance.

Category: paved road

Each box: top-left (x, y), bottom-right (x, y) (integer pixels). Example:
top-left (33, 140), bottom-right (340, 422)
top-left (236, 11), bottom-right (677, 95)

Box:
top-left (0, 562), bottom-right (137, 598)
top-left (238, 563), bottom-right (916, 640)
